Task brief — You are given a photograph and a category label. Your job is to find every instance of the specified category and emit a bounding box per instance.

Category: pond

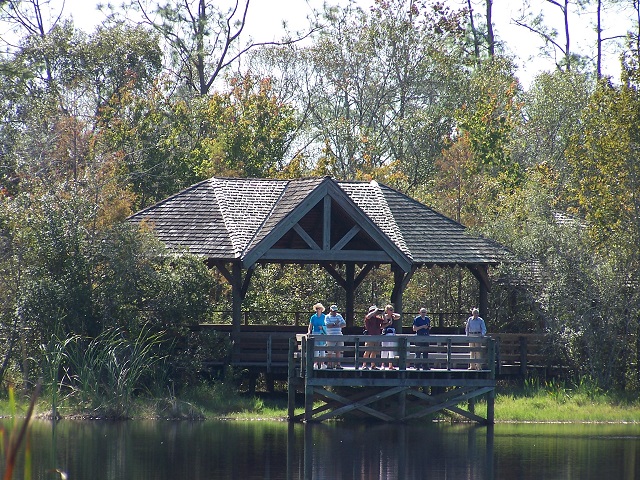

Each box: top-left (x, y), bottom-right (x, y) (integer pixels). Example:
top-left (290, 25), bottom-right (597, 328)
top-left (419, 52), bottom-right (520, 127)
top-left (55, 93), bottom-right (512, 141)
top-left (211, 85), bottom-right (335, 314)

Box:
top-left (2, 419), bottom-right (639, 479)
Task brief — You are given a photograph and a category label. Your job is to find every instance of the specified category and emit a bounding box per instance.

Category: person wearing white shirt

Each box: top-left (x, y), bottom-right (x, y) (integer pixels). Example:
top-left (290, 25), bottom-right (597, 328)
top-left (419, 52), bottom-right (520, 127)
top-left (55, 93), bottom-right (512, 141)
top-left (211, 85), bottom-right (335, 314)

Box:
top-left (325, 304), bottom-right (346, 369)
top-left (465, 308), bottom-right (487, 370)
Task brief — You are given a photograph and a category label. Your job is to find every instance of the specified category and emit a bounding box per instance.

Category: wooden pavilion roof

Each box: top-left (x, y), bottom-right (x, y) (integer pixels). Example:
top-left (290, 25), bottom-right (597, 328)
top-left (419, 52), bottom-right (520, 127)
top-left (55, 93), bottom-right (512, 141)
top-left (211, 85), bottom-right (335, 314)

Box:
top-left (127, 176), bottom-right (510, 270)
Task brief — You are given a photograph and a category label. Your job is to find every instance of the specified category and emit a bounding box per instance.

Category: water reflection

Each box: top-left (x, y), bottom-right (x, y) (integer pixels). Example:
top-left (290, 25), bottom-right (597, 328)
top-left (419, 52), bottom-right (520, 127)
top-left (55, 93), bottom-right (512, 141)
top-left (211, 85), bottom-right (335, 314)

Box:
top-left (2, 419), bottom-right (639, 479)
top-left (297, 422), bottom-right (495, 480)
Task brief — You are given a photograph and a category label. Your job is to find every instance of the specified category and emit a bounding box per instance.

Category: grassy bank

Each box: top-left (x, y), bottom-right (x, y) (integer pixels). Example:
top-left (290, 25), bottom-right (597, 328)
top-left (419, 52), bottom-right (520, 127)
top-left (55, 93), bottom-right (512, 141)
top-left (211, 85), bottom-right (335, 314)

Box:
top-left (2, 378), bottom-right (639, 423)
top-left (491, 378), bottom-right (640, 423)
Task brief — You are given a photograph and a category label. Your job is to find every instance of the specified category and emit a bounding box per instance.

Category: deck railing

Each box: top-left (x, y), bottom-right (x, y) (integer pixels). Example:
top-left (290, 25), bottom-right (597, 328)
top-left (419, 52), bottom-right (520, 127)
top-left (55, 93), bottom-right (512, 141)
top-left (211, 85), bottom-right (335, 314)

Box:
top-left (294, 334), bottom-right (495, 372)
top-left (200, 326), bottom-right (551, 377)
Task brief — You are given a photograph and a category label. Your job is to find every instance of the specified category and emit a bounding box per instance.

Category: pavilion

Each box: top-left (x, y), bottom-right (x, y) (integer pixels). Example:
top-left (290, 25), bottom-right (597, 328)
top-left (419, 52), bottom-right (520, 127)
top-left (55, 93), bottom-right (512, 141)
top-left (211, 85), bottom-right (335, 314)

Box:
top-left (127, 176), bottom-right (510, 332)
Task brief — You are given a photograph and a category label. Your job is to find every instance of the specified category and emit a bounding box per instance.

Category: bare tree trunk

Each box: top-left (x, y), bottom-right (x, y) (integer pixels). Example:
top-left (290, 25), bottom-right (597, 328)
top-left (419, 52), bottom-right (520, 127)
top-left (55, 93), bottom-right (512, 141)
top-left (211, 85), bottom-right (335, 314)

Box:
top-left (596, 0), bottom-right (602, 78)
top-left (486, 0), bottom-right (495, 57)
top-left (467, 0), bottom-right (481, 63)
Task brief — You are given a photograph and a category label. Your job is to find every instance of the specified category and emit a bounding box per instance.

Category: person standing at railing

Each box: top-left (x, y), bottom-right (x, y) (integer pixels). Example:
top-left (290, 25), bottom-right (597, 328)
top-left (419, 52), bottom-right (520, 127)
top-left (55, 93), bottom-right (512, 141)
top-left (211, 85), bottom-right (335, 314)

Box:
top-left (381, 305), bottom-right (400, 369)
top-left (412, 307), bottom-right (431, 370)
top-left (308, 303), bottom-right (327, 369)
top-left (465, 307), bottom-right (487, 370)
top-left (362, 305), bottom-right (385, 370)
top-left (325, 304), bottom-right (346, 369)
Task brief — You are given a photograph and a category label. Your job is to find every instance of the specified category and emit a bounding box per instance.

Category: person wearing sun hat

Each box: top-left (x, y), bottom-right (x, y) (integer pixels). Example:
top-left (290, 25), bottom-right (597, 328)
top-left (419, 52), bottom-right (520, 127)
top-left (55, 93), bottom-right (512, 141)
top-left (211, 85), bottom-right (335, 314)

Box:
top-left (325, 304), bottom-right (346, 369)
top-left (308, 302), bottom-right (327, 369)
top-left (361, 305), bottom-right (384, 370)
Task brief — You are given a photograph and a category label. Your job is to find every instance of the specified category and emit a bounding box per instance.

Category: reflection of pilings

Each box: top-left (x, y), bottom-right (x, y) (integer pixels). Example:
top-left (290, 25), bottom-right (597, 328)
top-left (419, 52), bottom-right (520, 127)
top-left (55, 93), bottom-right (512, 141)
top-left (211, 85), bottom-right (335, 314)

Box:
top-left (287, 422), bottom-right (295, 480)
top-left (486, 424), bottom-right (495, 480)
top-left (398, 424), bottom-right (407, 480)
top-left (304, 423), bottom-right (313, 480)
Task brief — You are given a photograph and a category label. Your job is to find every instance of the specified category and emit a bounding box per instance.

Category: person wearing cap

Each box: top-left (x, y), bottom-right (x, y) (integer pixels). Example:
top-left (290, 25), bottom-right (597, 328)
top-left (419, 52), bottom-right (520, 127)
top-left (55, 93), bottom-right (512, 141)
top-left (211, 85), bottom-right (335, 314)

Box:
top-left (381, 305), bottom-right (400, 369)
top-left (465, 307), bottom-right (487, 370)
top-left (325, 304), bottom-right (346, 369)
top-left (308, 302), bottom-right (327, 369)
top-left (412, 307), bottom-right (431, 370)
top-left (362, 305), bottom-right (384, 370)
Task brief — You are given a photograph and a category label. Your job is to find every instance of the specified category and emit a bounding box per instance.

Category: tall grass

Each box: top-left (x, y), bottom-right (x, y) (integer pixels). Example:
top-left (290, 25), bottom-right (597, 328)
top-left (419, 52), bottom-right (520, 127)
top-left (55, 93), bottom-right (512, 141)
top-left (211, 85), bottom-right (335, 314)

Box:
top-left (493, 376), bottom-right (640, 423)
top-left (66, 325), bottom-right (166, 418)
top-left (39, 334), bottom-right (78, 419)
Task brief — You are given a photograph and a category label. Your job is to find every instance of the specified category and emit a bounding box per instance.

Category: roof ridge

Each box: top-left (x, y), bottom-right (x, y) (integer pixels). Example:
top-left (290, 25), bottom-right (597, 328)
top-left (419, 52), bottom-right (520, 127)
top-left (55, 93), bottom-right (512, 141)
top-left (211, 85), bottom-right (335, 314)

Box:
top-left (240, 179), bottom-right (293, 257)
top-left (127, 179), bottom-right (210, 219)
top-left (369, 180), bottom-right (411, 259)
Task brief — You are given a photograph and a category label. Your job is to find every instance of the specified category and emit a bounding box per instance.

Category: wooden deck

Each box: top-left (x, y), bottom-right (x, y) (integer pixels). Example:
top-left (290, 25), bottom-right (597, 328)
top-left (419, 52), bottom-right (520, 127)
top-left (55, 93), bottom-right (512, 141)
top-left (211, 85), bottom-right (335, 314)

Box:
top-left (286, 334), bottom-right (496, 424)
top-left (198, 325), bottom-right (552, 380)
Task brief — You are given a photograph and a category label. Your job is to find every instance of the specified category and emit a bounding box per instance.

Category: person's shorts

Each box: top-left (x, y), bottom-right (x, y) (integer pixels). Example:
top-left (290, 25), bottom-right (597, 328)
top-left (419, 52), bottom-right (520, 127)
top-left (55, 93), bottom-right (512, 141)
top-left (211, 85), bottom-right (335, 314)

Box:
top-left (326, 339), bottom-right (344, 347)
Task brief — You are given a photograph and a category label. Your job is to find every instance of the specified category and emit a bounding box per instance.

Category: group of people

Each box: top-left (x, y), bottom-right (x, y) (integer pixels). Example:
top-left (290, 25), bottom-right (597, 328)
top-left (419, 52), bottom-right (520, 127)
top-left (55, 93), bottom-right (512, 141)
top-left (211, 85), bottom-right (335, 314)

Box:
top-left (308, 302), bottom-right (347, 369)
top-left (308, 302), bottom-right (487, 370)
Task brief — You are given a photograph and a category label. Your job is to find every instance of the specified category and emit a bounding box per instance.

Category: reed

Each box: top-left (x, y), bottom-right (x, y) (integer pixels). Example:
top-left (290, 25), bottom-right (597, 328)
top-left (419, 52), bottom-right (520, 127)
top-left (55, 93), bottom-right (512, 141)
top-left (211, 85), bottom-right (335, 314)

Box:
top-left (66, 325), bottom-right (166, 418)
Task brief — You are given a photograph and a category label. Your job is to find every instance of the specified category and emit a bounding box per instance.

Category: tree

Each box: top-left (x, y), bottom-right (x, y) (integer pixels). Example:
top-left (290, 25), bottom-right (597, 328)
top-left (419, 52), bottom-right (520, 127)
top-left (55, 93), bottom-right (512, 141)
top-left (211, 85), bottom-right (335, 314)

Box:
top-left (454, 58), bottom-right (522, 201)
top-left (259, 0), bottom-right (470, 189)
top-left (566, 75), bottom-right (640, 255)
top-left (513, 0), bottom-right (588, 72)
top-left (511, 69), bottom-right (592, 205)
top-left (117, 0), bottom-right (317, 95)
top-left (464, 0), bottom-right (496, 63)
top-left (0, 22), bottom-right (163, 195)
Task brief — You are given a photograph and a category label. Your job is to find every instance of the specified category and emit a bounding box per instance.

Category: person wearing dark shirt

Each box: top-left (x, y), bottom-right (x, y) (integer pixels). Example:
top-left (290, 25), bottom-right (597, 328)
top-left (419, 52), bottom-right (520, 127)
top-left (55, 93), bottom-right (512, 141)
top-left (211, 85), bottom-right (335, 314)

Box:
top-left (412, 307), bottom-right (431, 370)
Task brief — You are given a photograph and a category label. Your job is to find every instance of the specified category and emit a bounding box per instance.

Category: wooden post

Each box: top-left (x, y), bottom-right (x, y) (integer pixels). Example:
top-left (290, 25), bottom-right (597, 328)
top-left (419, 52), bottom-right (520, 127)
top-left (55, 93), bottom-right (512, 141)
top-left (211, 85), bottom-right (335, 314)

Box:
top-left (232, 262), bottom-right (242, 334)
top-left (487, 338), bottom-right (496, 424)
top-left (345, 263), bottom-right (355, 328)
top-left (519, 335), bottom-right (527, 376)
top-left (287, 337), bottom-right (297, 420)
top-left (304, 336), bottom-right (315, 421)
top-left (397, 337), bottom-right (407, 370)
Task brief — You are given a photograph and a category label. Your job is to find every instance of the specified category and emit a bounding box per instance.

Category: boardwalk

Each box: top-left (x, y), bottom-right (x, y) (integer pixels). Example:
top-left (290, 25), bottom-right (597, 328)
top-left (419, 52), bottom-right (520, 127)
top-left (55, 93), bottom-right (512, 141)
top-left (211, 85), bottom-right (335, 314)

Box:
top-left (287, 334), bottom-right (496, 424)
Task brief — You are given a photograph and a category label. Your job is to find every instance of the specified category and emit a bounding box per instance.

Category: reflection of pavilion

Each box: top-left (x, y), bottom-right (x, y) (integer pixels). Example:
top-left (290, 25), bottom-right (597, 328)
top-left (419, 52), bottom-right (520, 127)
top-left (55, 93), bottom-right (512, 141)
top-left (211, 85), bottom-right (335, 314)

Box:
top-left (289, 422), bottom-right (495, 480)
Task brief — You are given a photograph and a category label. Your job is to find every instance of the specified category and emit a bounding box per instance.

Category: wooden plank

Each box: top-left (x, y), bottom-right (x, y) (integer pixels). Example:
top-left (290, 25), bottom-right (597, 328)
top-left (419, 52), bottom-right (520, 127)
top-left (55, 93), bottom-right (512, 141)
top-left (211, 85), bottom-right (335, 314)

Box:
top-left (312, 386), bottom-right (405, 422)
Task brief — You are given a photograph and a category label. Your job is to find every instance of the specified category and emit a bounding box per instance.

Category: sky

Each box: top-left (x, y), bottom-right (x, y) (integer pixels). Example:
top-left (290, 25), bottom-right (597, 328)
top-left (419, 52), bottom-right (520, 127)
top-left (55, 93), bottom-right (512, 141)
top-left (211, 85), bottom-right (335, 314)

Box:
top-left (9, 0), bottom-right (637, 88)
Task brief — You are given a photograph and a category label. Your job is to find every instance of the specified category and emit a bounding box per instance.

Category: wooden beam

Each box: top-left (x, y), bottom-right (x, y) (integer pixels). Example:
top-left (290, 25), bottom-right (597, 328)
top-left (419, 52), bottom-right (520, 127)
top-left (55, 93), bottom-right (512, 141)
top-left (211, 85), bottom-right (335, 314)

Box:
top-left (346, 263), bottom-right (355, 327)
top-left (232, 262), bottom-right (242, 334)
top-left (321, 263), bottom-right (347, 289)
top-left (323, 195), bottom-right (331, 250)
top-left (469, 265), bottom-right (490, 320)
top-left (240, 265), bottom-right (255, 299)
top-left (312, 386), bottom-right (404, 422)
top-left (261, 249), bottom-right (391, 262)
top-left (354, 264), bottom-right (375, 288)
top-left (293, 224), bottom-right (321, 250)
top-left (331, 225), bottom-right (361, 251)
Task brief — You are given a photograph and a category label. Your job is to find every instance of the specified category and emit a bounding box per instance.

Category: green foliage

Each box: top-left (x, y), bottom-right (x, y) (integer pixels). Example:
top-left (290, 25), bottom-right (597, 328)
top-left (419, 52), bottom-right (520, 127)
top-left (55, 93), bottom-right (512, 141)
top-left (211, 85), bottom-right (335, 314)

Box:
top-left (195, 74), bottom-right (297, 178)
top-left (66, 325), bottom-right (165, 418)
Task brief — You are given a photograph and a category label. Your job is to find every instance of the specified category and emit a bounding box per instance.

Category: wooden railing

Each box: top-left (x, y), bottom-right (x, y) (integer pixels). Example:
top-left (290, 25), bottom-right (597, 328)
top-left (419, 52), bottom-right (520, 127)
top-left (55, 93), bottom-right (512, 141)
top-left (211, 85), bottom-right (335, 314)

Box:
top-left (294, 334), bottom-right (495, 372)
top-left (199, 326), bottom-right (551, 377)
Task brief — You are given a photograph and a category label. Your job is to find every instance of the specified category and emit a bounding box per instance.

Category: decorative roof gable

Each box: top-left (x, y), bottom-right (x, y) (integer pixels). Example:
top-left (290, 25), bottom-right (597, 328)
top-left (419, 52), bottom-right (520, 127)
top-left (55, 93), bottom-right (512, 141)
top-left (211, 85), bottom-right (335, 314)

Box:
top-left (127, 177), bottom-right (509, 269)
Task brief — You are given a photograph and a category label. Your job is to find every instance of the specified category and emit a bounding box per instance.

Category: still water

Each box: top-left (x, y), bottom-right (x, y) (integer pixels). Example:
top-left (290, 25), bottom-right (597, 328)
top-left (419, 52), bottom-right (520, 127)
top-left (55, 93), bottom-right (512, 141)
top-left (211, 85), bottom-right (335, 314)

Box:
top-left (2, 419), bottom-right (639, 479)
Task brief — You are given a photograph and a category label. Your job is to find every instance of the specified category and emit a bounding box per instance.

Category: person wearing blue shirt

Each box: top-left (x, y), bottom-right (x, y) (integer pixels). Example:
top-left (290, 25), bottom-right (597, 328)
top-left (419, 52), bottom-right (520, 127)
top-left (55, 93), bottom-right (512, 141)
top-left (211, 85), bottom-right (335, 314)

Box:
top-left (412, 307), bottom-right (431, 370)
top-left (308, 302), bottom-right (327, 369)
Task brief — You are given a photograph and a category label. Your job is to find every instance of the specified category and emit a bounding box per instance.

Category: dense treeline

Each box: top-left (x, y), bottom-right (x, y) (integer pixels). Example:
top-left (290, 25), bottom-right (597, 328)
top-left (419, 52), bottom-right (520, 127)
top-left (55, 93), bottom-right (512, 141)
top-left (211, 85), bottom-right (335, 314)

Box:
top-left (0, 0), bottom-right (639, 414)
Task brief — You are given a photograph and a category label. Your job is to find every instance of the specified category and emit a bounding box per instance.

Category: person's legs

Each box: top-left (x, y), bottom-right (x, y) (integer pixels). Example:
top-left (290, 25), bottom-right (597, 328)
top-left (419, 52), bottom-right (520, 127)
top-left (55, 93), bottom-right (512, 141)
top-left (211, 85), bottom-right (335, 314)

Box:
top-left (335, 340), bottom-right (344, 368)
top-left (362, 342), bottom-right (371, 369)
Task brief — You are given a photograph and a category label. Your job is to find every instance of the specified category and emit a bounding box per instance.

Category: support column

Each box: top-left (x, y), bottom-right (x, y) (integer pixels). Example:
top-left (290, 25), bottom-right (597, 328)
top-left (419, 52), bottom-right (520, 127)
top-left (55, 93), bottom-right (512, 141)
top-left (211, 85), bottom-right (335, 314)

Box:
top-left (345, 263), bottom-right (355, 327)
top-left (390, 265), bottom-right (416, 332)
top-left (469, 265), bottom-right (490, 320)
top-left (479, 280), bottom-right (488, 321)
top-left (232, 262), bottom-right (243, 334)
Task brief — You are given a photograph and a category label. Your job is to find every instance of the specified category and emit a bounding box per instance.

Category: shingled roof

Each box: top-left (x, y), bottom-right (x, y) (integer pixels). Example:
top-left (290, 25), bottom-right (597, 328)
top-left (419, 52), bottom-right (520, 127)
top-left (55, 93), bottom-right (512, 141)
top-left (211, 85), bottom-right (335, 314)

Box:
top-left (127, 176), bottom-right (509, 269)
